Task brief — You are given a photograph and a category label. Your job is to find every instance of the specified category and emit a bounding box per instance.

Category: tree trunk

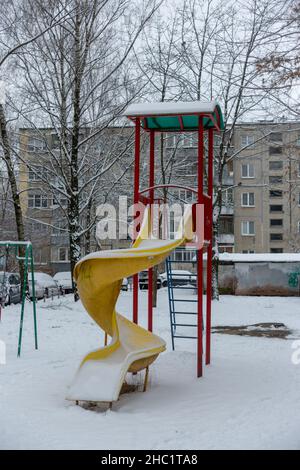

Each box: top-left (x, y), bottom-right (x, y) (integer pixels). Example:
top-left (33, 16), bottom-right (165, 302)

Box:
top-left (0, 103), bottom-right (26, 283)
top-left (84, 198), bottom-right (92, 256)
top-left (69, 7), bottom-right (82, 302)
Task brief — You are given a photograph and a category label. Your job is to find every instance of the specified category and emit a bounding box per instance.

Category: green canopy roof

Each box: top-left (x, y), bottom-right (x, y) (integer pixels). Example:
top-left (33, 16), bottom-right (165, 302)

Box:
top-left (124, 100), bottom-right (224, 132)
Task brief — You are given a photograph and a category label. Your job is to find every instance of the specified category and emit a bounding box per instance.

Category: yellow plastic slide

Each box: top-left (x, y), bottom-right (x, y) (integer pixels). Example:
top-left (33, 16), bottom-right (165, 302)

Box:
top-left (67, 206), bottom-right (194, 403)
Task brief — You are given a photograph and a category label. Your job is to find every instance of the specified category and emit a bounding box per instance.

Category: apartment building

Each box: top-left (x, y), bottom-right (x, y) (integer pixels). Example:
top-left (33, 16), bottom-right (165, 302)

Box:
top-left (164, 132), bottom-right (234, 256)
top-left (16, 126), bottom-right (135, 274)
top-left (5, 121), bottom-right (299, 274)
top-left (233, 122), bottom-right (300, 253)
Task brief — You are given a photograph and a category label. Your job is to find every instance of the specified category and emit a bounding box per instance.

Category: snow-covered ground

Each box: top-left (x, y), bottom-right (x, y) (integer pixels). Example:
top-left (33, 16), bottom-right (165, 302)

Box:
top-left (0, 290), bottom-right (300, 450)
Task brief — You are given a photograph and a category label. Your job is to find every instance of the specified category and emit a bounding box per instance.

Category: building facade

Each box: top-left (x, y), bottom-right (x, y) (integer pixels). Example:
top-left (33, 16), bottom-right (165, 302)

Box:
top-left (4, 121), bottom-right (300, 275)
top-left (233, 122), bottom-right (300, 253)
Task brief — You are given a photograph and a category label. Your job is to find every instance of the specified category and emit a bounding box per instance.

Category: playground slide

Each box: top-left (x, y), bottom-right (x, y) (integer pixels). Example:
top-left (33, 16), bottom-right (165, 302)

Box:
top-left (67, 206), bottom-right (194, 403)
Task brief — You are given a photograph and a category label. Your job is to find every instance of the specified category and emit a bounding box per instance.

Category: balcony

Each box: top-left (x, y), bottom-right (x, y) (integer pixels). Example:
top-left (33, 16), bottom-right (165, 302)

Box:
top-left (221, 205), bottom-right (234, 215)
top-left (219, 234), bottom-right (235, 245)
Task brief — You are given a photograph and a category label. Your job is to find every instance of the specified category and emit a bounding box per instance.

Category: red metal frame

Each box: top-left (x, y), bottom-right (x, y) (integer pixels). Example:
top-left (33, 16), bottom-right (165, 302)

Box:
top-left (133, 118), bottom-right (141, 324)
top-left (130, 108), bottom-right (217, 377)
top-left (139, 184), bottom-right (198, 196)
top-left (148, 131), bottom-right (155, 332)
top-left (206, 128), bottom-right (214, 365)
top-left (197, 117), bottom-right (204, 378)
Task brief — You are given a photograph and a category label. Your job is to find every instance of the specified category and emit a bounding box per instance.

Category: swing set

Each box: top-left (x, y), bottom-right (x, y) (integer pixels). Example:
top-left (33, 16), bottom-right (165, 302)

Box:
top-left (0, 241), bottom-right (38, 356)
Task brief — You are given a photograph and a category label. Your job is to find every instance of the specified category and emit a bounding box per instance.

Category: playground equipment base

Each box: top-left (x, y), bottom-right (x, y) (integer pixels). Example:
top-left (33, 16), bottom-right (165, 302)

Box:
top-left (71, 367), bottom-right (150, 410)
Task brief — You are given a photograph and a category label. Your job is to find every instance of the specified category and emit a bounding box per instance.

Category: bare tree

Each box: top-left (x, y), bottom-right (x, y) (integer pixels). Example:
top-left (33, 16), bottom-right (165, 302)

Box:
top-left (175, 0), bottom-right (290, 298)
top-left (0, 0), bottom-right (71, 280)
top-left (256, 1), bottom-right (300, 116)
top-left (9, 0), bottom-right (162, 299)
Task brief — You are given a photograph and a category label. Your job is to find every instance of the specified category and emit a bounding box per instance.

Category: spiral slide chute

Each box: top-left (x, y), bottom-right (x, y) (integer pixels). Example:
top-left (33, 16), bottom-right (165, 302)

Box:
top-left (67, 206), bottom-right (196, 403)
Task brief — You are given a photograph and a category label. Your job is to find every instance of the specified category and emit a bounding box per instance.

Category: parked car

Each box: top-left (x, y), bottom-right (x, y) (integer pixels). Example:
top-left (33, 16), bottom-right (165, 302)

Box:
top-left (160, 270), bottom-right (196, 287)
top-left (0, 272), bottom-right (21, 305)
top-left (121, 278), bottom-right (129, 291)
top-left (28, 272), bottom-right (60, 300)
top-left (139, 270), bottom-right (162, 290)
top-left (53, 271), bottom-right (73, 294)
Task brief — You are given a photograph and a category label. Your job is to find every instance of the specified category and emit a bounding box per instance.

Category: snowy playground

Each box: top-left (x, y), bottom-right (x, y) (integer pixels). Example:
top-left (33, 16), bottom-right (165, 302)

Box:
top-left (0, 290), bottom-right (299, 450)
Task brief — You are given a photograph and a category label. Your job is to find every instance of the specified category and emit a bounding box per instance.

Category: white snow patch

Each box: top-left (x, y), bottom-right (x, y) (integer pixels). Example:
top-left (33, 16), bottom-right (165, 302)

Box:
top-left (0, 292), bottom-right (299, 450)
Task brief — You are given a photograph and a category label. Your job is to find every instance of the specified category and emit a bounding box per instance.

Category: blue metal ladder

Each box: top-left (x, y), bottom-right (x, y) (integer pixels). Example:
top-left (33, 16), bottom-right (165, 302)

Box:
top-left (166, 248), bottom-right (199, 350)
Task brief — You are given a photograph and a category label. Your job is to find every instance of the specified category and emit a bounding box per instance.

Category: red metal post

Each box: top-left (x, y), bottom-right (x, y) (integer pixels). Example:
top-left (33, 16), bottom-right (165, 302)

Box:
top-left (206, 128), bottom-right (214, 365)
top-left (148, 131), bottom-right (155, 332)
top-left (197, 117), bottom-right (204, 378)
top-left (133, 118), bottom-right (141, 324)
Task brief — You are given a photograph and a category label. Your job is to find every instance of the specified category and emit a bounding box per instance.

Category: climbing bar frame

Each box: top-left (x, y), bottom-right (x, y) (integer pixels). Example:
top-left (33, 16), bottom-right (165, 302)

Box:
top-left (0, 241), bottom-right (38, 356)
top-left (124, 100), bottom-right (224, 377)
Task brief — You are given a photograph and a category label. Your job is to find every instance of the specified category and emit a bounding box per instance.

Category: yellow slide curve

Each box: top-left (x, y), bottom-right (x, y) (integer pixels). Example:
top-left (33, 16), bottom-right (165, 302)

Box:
top-left (67, 206), bottom-right (195, 403)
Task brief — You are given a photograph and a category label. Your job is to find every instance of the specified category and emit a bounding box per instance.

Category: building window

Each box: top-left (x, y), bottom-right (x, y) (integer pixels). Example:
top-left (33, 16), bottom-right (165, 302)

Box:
top-left (270, 233), bottom-right (283, 241)
top-left (241, 221), bottom-right (255, 236)
top-left (28, 193), bottom-right (48, 209)
top-left (170, 249), bottom-right (196, 262)
top-left (269, 132), bottom-right (282, 142)
top-left (33, 248), bottom-right (47, 265)
top-left (241, 192), bottom-right (255, 207)
top-left (182, 134), bottom-right (197, 148)
top-left (52, 221), bottom-right (68, 236)
top-left (214, 134), bottom-right (221, 147)
top-left (242, 250), bottom-right (255, 254)
top-left (51, 247), bottom-right (70, 263)
top-left (29, 221), bottom-right (49, 234)
top-left (269, 161), bottom-right (283, 171)
top-left (241, 163), bottom-right (255, 178)
top-left (270, 248), bottom-right (283, 253)
top-left (219, 217), bottom-right (234, 234)
top-left (269, 146), bottom-right (282, 155)
top-left (270, 205), bottom-right (283, 213)
top-left (58, 247), bottom-right (69, 262)
top-left (51, 134), bottom-right (60, 149)
top-left (241, 135), bottom-right (255, 147)
top-left (28, 166), bottom-right (49, 181)
top-left (28, 136), bottom-right (47, 152)
top-left (176, 189), bottom-right (195, 203)
top-left (166, 134), bottom-right (176, 148)
top-left (269, 190), bottom-right (283, 198)
top-left (166, 134), bottom-right (198, 149)
top-left (52, 196), bottom-right (68, 208)
top-left (269, 176), bottom-right (283, 184)
top-left (270, 219), bottom-right (283, 227)
top-left (296, 134), bottom-right (300, 147)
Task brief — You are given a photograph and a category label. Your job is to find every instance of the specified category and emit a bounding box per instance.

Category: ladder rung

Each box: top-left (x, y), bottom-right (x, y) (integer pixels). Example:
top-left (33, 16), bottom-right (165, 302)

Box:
top-left (173, 299), bottom-right (197, 303)
top-left (171, 323), bottom-right (197, 327)
top-left (168, 259), bottom-right (196, 262)
top-left (168, 286), bottom-right (196, 290)
top-left (166, 272), bottom-right (196, 276)
top-left (170, 311), bottom-right (197, 315)
top-left (173, 335), bottom-right (198, 339)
